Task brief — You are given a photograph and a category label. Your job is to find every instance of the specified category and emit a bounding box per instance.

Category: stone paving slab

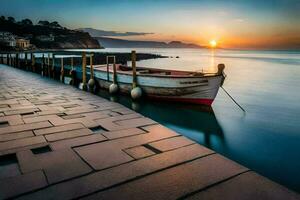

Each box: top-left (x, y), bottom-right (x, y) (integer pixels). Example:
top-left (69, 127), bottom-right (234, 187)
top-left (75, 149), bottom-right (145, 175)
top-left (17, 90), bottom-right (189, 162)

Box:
top-left (0, 64), bottom-right (298, 199)
top-left (185, 171), bottom-right (299, 200)
top-left (81, 154), bottom-right (248, 200)
top-left (0, 170), bottom-right (47, 199)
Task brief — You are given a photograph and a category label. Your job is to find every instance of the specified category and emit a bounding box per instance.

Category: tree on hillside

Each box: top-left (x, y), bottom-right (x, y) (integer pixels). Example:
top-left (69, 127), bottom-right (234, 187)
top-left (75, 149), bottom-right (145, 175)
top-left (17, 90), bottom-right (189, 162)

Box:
top-left (38, 20), bottom-right (50, 26)
top-left (20, 18), bottom-right (33, 25)
top-left (0, 16), bottom-right (5, 21)
top-left (7, 17), bottom-right (15, 23)
top-left (49, 21), bottom-right (62, 28)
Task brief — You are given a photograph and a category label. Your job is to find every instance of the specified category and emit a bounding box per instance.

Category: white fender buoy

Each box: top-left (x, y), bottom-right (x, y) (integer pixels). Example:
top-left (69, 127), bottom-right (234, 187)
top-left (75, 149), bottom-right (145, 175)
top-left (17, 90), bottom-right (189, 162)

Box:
top-left (109, 83), bottom-right (119, 94)
top-left (88, 78), bottom-right (95, 88)
top-left (131, 87), bottom-right (142, 100)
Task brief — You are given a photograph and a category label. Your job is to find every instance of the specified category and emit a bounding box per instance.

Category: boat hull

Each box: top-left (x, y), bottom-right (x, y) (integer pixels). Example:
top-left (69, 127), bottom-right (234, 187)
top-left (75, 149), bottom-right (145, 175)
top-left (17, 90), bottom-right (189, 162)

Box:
top-left (93, 67), bottom-right (224, 106)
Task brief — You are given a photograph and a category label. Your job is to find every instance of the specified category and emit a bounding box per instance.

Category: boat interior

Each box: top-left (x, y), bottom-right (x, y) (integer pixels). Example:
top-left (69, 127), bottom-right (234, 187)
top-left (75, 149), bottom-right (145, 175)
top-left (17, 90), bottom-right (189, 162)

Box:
top-left (92, 64), bottom-right (220, 77)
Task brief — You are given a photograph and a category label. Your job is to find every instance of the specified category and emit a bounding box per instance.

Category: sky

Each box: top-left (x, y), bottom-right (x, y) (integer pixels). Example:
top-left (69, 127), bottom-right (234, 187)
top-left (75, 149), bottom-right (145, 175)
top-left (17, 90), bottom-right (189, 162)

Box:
top-left (1, 0), bottom-right (300, 49)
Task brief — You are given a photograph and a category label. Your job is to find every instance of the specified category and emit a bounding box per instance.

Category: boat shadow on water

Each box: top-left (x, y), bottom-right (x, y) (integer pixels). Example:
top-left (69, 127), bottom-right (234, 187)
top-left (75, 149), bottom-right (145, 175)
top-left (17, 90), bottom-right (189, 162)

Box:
top-left (97, 89), bottom-right (225, 149)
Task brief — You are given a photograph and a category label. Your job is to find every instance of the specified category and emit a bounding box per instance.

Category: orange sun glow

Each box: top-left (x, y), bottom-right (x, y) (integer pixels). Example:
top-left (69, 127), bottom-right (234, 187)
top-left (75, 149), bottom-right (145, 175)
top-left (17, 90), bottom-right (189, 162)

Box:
top-left (209, 40), bottom-right (217, 48)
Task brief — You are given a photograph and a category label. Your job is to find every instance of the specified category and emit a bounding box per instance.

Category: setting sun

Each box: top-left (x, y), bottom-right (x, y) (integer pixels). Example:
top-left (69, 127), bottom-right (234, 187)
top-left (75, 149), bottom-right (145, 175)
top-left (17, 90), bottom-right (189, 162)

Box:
top-left (209, 40), bottom-right (217, 48)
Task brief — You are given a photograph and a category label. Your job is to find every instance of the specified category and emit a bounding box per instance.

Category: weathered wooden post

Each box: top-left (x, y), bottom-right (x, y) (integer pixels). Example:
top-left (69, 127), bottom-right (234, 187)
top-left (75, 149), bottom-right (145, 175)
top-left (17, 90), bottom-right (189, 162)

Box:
top-left (47, 53), bottom-right (51, 77)
top-left (25, 53), bottom-right (28, 70)
top-left (132, 51), bottom-right (137, 88)
top-left (88, 54), bottom-right (95, 92)
top-left (106, 56), bottom-right (119, 94)
top-left (52, 54), bottom-right (55, 78)
top-left (30, 53), bottom-right (34, 71)
top-left (109, 56), bottom-right (118, 94)
top-left (11, 54), bottom-right (14, 67)
top-left (14, 54), bottom-right (16, 67)
top-left (106, 56), bottom-right (109, 81)
top-left (82, 52), bottom-right (87, 91)
top-left (30, 53), bottom-right (32, 70)
top-left (130, 50), bottom-right (142, 99)
top-left (14, 53), bottom-right (16, 67)
top-left (60, 57), bottom-right (64, 83)
top-left (16, 53), bottom-right (20, 68)
top-left (41, 54), bottom-right (45, 76)
top-left (32, 54), bottom-right (36, 72)
top-left (9, 54), bottom-right (12, 66)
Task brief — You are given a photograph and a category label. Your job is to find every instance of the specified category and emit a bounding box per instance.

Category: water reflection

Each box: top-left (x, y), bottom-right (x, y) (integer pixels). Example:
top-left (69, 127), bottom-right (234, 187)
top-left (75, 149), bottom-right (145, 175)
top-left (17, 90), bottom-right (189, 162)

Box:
top-left (99, 90), bottom-right (225, 149)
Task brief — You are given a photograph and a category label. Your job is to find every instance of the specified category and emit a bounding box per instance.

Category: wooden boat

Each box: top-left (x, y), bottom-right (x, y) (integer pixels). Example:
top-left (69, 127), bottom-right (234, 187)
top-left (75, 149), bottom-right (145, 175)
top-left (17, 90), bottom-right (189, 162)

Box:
top-left (91, 63), bottom-right (226, 106)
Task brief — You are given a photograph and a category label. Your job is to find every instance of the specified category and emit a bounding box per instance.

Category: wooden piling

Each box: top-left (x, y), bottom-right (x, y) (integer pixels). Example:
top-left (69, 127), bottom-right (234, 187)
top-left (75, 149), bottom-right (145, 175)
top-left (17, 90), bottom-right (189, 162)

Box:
top-left (14, 54), bottom-right (17, 67)
top-left (52, 54), bottom-right (55, 78)
top-left (11, 54), bottom-right (14, 67)
top-left (14, 54), bottom-right (16, 67)
top-left (16, 53), bottom-right (19, 68)
top-left (106, 56), bottom-right (109, 81)
top-left (25, 53), bottom-right (28, 70)
top-left (47, 54), bottom-right (51, 77)
top-left (41, 54), bottom-right (45, 76)
top-left (82, 52), bottom-right (87, 90)
top-left (8, 54), bottom-right (11, 66)
top-left (60, 57), bottom-right (64, 83)
top-left (131, 50), bottom-right (137, 88)
top-left (30, 53), bottom-right (35, 72)
top-left (32, 54), bottom-right (36, 72)
top-left (10, 54), bottom-right (12, 66)
top-left (112, 56), bottom-right (117, 84)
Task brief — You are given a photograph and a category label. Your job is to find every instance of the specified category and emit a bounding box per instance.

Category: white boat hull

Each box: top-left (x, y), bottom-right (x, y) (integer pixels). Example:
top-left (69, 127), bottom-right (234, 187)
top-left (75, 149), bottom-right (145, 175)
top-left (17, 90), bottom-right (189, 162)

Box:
top-left (93, 65), bottom-right (225, 106)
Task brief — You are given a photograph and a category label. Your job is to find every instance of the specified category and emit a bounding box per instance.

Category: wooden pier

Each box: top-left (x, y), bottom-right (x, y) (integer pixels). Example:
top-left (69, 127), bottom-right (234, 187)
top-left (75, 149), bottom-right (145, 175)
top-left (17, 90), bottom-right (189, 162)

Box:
top-left (0, 56), bottom-right (299, 199)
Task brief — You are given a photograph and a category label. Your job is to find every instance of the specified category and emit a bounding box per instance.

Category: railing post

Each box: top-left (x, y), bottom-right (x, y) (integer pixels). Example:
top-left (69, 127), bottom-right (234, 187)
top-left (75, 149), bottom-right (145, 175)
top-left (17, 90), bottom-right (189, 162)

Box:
top-left (12, 54), bottom-right (14, 67)
top-left (113, 56), bottom-right (117, 84)
top-left (25, 53), bottom-right (28, 70)
top-left (60, 57), bottom-right (64, 83)
top-left (52, 54), bottom-right (55, 78)
top-left (47, 53), bottom-right (51, 77)
top-left (82, 52), bottom-right (87, 91)
top-left (130, 50), bottom-right (142, 99)
top-left (16, 53), bottom-right (19, 68)
top-left (106, 56), bottom-right (109, 81)
top-left (131, 50), bottom-right (137, 89)
top-left (88, 54), bottom-right (95, 92)
top-left (41, 54), bottom-right (45, 76)
top-left (32, 54), bottom-right (36, 72)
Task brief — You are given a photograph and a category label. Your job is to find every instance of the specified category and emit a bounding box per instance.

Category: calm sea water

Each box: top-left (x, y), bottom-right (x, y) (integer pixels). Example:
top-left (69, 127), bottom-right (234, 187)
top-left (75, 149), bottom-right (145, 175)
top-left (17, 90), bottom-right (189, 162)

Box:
top-left (74, 48), bottom-right (300, 192)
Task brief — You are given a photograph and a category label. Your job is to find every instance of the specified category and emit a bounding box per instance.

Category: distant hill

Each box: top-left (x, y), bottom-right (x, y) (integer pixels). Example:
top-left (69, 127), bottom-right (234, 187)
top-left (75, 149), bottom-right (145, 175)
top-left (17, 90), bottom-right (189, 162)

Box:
top-left (95, 37), bottom-right (203, 48)
top-left (0, 17), bottom-right (101, 49)
top-left (77, 28), bottom-right (153, 37)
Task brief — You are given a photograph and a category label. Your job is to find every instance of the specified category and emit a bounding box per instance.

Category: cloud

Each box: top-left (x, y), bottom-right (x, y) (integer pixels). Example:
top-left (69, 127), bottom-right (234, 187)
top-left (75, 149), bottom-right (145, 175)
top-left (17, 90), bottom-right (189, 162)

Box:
top-left (77, 28), bottom-right (154, 37)
top-left (234, 18), bottom-right (245, 23)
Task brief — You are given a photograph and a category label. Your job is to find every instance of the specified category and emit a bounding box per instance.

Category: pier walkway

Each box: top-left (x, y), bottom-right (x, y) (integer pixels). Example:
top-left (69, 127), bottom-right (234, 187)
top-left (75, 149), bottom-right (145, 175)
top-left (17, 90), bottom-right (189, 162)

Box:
top-left (0, 64), bottom-right (298, 199)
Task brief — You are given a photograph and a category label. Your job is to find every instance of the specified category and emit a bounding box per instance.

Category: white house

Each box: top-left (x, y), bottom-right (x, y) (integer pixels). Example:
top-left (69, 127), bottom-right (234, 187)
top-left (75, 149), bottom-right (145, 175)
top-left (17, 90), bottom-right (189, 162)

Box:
top-left (0, 32), bottom-right (16, 47)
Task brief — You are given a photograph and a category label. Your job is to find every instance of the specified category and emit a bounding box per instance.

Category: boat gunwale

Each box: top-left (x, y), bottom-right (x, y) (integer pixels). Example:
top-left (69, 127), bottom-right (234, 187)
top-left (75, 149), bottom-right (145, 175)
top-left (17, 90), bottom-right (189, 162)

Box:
top-left (91, 64), bottom-right (223, 79)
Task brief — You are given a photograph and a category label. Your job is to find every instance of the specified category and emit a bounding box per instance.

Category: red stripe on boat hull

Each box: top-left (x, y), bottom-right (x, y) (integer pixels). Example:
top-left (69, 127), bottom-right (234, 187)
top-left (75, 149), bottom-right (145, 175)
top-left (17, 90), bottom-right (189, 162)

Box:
top-left (148, 96), bottom-right (214, 106)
